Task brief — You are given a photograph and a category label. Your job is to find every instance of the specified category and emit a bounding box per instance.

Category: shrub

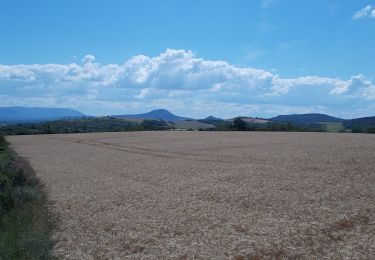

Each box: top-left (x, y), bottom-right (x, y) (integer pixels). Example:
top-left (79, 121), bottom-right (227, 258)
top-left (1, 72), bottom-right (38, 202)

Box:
top-left (0, 135), bottom-right (54, 258)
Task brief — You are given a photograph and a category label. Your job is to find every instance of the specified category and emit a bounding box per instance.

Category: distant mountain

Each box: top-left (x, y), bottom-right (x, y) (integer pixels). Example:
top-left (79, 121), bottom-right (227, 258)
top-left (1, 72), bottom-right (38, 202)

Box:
top-left (113, 109), bottom-right (188, 122)
top-left (0, 106), bottom-right (85, 124)
top-left (270, 113), bottom-right (344, 124)
top-left (343, 116), bottom-right (375, 128)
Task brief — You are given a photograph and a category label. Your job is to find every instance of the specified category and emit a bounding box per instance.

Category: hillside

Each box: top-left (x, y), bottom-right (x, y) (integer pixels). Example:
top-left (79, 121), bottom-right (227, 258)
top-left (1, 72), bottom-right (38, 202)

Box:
top-left (0, 117), bottom-right (143, 135)
top-left (344, 116), bottom-right (375, 127)
top-left (0, 107), bottom-right (85, 124)
top-left (204, 116), bottom-right (224, 121)
top-left (113, 109), bottom-right (188, 122)
top-left (270, 113), bottom-right (344, 124)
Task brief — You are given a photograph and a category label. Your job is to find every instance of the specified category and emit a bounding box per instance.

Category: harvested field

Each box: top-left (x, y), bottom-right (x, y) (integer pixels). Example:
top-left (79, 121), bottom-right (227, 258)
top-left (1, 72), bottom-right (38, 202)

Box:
top-left (7, 131), bottom-right (375, 259)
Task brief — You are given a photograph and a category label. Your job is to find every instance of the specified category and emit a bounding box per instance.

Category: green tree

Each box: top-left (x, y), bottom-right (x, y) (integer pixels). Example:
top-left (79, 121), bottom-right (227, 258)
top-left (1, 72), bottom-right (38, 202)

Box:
top-left (233, 118), bottom-right (247, 131)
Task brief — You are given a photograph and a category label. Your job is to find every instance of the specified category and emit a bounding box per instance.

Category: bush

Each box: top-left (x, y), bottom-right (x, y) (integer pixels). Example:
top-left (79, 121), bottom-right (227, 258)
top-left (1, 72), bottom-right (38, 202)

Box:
top-left (0, 135), bottom-right (53, 258)
top-left (141, 119), bottom-right (170, 130)
top-left (352, 126), bottom-right (365, 133)
top-left (232, 118), bottom-right (247, 131)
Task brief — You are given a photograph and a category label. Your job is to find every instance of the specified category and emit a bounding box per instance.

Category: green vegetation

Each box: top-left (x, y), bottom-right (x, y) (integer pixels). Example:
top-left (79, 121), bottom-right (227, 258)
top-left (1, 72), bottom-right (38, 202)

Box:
top-left (0, 117), bottom-right (329, 135)
top-left (320, 122), bottom-right (344, 132)
top-left (0, 135), bottom-right (53, 259)
top-left (173, 120), bottom-right (215, 130)
top-left (1, 116), bottom-right (375, 136)
top-left (0, 117), bottom-right (147, 135)
top-left (0, 117), bottom-right (175, 136)
top-left (141, 119), bottom-right (171, 130)
top-left (202, 118), bottom-right (325, 132)
top-left (233, 118), bottom-right (247, 131)
top-left (351, 126), bottom-right (375, 133)
top-left (343, 117), bottom-right (375, 133)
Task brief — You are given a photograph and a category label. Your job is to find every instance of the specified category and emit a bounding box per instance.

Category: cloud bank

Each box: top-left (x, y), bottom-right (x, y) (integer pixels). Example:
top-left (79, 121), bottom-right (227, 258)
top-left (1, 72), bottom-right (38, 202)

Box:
top-left (353, 5), bottom-right (375, 19)
top-left (0, 49), bottom-right (374, 118)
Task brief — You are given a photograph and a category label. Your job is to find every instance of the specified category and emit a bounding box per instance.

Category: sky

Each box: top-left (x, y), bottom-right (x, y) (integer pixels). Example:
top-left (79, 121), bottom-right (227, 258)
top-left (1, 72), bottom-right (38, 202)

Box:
top-left (0, 0), bottom-right (374, 119)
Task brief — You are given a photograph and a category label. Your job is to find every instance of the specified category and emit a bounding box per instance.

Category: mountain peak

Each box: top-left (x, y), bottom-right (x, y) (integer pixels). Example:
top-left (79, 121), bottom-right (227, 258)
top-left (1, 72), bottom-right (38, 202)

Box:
top-left (149, 109), bottom-right (174, 115)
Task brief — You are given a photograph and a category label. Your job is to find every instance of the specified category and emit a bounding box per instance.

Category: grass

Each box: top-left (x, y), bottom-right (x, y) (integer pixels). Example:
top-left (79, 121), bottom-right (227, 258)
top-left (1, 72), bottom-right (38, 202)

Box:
top-left (173, 120), bottom-right (215, 130)
top-left (0, 135), bottom-right (54, 259)
top-left (320, 122), bottom-right (344, 132)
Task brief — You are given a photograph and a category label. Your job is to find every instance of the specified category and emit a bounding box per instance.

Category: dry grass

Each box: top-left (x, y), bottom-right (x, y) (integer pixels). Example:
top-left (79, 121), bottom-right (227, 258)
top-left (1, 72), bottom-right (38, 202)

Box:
top-left (7, 131), bottom-right (375, 259)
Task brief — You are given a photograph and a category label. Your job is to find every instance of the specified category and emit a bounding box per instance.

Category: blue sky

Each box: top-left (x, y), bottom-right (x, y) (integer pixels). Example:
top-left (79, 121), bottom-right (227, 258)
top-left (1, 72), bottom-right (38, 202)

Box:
top-left (0, 0), bottom-right (374, 118)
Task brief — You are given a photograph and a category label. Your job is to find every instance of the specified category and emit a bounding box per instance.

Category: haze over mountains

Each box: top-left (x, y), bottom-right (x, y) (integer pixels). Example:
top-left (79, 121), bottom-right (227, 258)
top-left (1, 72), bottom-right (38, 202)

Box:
top-left (1, 107), bottom-right (375, 128)
top-left (0, 107), bottom-right (85, 123)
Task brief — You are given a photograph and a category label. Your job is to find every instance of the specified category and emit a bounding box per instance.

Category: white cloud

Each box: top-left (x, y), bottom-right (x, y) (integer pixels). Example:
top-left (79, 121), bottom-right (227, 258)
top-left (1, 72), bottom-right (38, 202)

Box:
top-left (82, 54), bottom-right (95, 64)
top-left (353, 5), bottom-right (375, 19)
top-left (330, 74), bottom-right (375, 100)
top-left (0, 49), bottom-right (374, 118)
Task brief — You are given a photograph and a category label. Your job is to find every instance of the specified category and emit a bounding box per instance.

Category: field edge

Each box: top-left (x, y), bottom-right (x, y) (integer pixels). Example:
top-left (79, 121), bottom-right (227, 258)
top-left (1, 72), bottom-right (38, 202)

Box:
top-left (0, 135), bottom-right (55, 259)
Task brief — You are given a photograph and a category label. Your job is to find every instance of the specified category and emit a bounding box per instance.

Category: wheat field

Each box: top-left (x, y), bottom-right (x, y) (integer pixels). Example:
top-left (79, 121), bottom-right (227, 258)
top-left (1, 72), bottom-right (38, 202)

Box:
top-left (7, 132), bottom-right (375, 259)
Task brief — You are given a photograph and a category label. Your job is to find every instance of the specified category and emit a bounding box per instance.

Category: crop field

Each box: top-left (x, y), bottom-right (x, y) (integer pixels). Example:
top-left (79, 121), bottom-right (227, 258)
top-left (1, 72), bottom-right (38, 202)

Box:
top-left (7, 132), bottom-right (375, 259)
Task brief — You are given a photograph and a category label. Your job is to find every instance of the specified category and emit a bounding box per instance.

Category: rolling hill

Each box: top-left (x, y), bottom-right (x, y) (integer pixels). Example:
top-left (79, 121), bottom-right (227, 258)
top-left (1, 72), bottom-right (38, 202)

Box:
top-left (204, 116), bottom-right (224, 121)
top-left (0, 107), bottom-right (85, 124)
top-left (270, 113), bottom-right (344, 124)
top-left (344, 116), bottom-right (375, 128)
top-left (113, 109), bottom-right (188, 122)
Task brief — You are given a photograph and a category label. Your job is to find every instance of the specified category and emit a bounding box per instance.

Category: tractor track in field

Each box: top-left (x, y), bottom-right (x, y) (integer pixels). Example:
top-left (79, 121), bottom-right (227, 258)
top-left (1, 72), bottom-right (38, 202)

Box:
top-left (45, 135), bottom-right (236, 164)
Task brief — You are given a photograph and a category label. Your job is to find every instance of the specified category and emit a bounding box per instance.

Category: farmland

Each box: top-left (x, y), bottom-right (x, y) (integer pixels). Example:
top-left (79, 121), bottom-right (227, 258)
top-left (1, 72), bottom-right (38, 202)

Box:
top-left (7, 132), bottom-right (375, 259)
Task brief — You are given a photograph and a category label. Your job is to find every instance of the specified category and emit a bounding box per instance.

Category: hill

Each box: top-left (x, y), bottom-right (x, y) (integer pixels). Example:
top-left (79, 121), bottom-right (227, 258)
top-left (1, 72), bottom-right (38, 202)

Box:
top-left (344, 116), bottom-right (375, 127)
top-left (270, 113), bottom-right (344, 124)
top-left (204, 116), bottom-right (224, 121)
top-left (113, 109), bottom-right (188, 122)
top-left (198, 116), bottom-right (224, 125)
top-left (0, 106), bottom-right (85, 124)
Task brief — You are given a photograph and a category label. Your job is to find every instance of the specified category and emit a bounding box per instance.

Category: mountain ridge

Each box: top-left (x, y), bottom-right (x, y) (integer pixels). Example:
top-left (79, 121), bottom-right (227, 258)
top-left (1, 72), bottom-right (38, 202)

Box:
top-left (2, 107), bottom-right (375, 127)
top-left (0, 106), bottom-right (86, 123)
top-left (343, 116), bottom-right (375, 128)
top-left (270, 113), bottom-right (345, 124)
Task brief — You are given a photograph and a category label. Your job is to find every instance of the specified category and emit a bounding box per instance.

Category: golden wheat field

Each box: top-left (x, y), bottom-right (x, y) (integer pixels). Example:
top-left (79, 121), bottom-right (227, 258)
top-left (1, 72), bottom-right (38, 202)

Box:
top-left (7, 132), bottom-right (375, 259)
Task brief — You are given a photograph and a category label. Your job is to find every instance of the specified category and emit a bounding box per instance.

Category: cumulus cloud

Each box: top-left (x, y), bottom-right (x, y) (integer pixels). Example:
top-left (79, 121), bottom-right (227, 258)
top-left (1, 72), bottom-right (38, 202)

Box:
top-left (353, 5), bottom-right (375, 19)
top-left (329, 74), bottom-right (375, 99)
top-left (82, 54), bottom-right (95, 64)
top-left (0, 49), bottom-right (374, 118)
